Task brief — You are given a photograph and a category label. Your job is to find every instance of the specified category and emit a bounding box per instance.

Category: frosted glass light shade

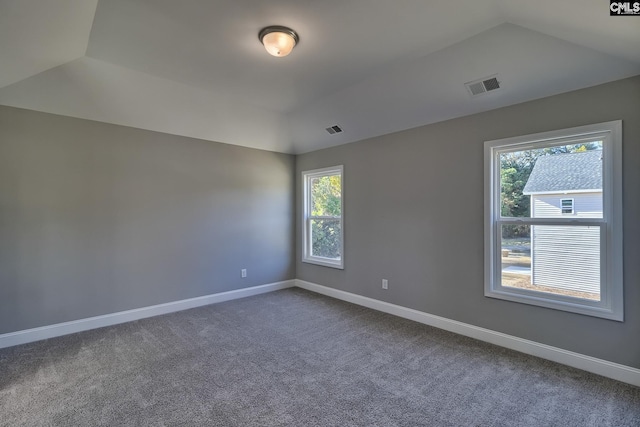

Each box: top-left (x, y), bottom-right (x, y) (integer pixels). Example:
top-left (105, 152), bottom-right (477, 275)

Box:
top-left (259, 26), bottom-right (299, 57)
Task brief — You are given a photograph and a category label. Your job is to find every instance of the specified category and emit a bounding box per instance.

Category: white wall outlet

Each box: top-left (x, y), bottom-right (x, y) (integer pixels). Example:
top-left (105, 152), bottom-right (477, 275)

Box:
top-left (382, 279), bottom-right (388, 290)
top-left (241, 269), bottom-right (247, 278)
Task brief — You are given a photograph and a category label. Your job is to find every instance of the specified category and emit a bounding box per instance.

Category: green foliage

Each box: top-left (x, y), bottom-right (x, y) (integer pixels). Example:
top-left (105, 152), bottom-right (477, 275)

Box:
top-left (311, 175), bottom-right (341, 216)
top-left (311, 220), bottom-right (341, 259)
top-left (500, 155), bottom-right (534, 238)
top-left (500, 166), bottom-right (530, 218)
top-left (311, 175), bottom-right (342, 259)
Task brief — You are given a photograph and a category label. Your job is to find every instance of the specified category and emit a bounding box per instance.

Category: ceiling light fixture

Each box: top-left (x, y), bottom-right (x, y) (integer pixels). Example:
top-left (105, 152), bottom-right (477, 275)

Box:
top-left (259, 26), bottom-right (299, 57)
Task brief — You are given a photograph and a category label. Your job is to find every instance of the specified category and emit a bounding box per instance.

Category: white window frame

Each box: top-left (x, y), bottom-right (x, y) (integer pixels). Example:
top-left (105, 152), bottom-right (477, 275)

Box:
top-left (484, 121), bottom-right (623, 321)
top-left (560, 198), bottom-right (575, 215)
top-left (302, 165), bottom-right (344, 269)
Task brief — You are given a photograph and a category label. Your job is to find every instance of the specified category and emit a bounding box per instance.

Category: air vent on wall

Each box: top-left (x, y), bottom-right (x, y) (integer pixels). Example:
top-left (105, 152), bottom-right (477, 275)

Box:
top-left (325, 125), bottom-right (343, 135)
top-left (465, 75), bottom-right (501, 96)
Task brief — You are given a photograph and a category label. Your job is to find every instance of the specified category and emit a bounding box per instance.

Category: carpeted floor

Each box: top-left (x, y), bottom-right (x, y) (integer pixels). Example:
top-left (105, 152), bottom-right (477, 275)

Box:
top-left (1, 288), bottom-right (638, 426)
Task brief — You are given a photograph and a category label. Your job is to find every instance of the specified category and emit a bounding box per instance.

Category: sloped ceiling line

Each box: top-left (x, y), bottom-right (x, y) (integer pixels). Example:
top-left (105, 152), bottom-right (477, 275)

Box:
top-left (1, 0), bottom-right (639, 154)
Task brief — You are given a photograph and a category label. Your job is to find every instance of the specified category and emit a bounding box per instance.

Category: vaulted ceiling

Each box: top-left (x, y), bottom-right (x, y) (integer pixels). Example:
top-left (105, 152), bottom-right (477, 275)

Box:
top-left (1, 0), bottom-right (639, 153)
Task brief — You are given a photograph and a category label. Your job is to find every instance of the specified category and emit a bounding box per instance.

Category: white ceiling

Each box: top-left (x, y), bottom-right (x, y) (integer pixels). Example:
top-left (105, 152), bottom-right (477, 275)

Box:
top-left (1, 0), bottom-right (639, 153)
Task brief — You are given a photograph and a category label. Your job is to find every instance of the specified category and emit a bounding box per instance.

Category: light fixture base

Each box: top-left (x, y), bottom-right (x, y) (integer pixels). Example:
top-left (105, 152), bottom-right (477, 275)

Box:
top-left (258, 26), bottom-right (299, 45)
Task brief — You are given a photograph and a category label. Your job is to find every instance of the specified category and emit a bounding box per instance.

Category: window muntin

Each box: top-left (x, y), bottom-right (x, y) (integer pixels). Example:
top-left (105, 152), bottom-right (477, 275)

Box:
top-left (302, 166), bottom-right (344, 269)
top-left (485, 121), bottom-right (622, 321)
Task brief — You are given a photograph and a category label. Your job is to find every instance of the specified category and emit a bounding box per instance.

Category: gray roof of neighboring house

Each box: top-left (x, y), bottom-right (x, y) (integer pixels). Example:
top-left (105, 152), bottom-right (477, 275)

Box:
top-left (523, 150), bottom-right (602, 194)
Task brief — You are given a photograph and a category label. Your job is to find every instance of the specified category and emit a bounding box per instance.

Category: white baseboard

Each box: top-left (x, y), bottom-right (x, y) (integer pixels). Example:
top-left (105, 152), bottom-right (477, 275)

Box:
top-left (3, 278), bottom-right (638, 388)
top-left (295, 279), bottom-right (640, 388)
top-left (0, 280), bottom-right (295, 350)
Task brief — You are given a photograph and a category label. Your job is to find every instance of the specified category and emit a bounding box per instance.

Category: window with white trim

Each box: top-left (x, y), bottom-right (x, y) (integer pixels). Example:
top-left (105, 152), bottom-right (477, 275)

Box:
top-left (561, 198), bottom-right (574, 214)
top-left (302, 166), bottom-right (344, 269)
top-left (484, 121), bottom-right (623, 321)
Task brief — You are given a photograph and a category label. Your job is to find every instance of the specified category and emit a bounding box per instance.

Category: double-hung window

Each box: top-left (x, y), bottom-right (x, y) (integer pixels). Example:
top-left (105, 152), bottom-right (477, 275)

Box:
top-left (484, 121), bottom-right (623, 320)
top-left (302, 166), bottom-right (344, 269)
top-left (561, 198), bottom-right (574, 215)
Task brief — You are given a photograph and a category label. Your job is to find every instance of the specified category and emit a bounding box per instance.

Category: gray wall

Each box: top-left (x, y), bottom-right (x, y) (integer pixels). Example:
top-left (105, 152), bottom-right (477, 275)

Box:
top-left (0, 106), bottom-right (295, 334)
top-left (296, 75), bottom-right (640, 368)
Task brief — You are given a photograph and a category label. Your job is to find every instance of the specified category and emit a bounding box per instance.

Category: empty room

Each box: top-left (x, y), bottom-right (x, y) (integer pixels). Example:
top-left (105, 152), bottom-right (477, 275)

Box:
top-left (1, 1), bottom-right (639, 425)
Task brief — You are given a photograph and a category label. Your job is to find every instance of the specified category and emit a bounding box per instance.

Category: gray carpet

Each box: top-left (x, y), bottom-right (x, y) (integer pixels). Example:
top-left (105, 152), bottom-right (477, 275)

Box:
top-left (1, 288), bottom-right (638, 426)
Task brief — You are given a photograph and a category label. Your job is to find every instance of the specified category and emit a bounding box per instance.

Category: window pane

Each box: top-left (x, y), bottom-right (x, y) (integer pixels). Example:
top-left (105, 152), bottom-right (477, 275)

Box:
top-left (500, 142), bottom-right (603, 219)
top-left (501, 224), bottom-right (600, 301)
top-left (311, 175), bottom-right (341, 216)
top-left (311, 219), bottom-right (341, 259)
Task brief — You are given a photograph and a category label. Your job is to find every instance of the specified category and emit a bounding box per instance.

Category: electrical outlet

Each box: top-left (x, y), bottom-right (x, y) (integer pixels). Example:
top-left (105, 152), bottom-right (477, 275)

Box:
top-left (241, 269), bottom-right (247, 278)
top-left (382, 279), bottom-right (388, 290)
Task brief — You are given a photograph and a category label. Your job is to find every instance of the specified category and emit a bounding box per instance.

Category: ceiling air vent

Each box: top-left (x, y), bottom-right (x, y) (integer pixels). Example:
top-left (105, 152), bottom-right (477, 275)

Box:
top-left (465, 75), bottom-right (501, 96)
top-left (325, 125), bottom-right (343, 135)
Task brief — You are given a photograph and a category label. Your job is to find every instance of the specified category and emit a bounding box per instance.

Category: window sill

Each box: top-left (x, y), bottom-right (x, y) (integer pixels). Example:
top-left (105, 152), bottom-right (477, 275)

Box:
top-left (302, 257), bottom-right (344, 270)
top-left (485, 288), bottom-right (622, 321)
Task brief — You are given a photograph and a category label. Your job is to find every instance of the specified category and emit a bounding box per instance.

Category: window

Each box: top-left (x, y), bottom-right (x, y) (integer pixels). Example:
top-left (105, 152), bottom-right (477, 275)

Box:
top-left (302, 166), bottom-right (344, 269)
top-left (561, 198), bottom-right (574, 214)
top-left (484, 121), bottom-right (622, 320)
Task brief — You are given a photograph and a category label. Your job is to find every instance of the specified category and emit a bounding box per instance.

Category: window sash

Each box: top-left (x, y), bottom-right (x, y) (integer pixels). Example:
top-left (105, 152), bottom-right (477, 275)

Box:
top-left (491, 222), bottom-right (606, 307)
top-left (306, 218), bottom-right (342, 260)
top-left (308, 215), bottom-right (341, 220)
